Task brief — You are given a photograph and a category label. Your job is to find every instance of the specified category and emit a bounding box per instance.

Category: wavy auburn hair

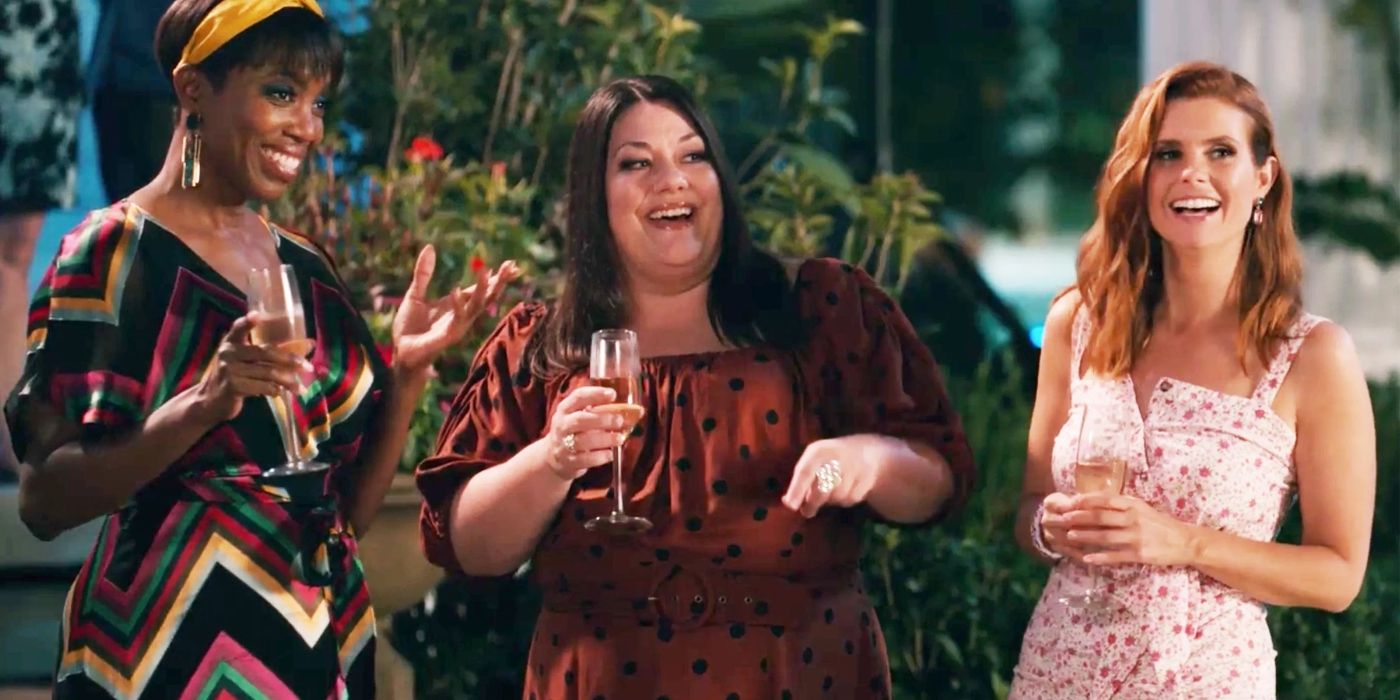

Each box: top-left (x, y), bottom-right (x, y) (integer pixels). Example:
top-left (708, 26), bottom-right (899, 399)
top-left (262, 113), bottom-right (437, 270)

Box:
top-left (1076, 61), bottom-right (1302, 376)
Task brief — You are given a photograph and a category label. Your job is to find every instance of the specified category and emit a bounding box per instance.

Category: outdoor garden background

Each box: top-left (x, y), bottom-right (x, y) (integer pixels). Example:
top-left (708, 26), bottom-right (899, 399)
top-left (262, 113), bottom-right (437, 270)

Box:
top-left (1, 1), bottom-right (1397, 698)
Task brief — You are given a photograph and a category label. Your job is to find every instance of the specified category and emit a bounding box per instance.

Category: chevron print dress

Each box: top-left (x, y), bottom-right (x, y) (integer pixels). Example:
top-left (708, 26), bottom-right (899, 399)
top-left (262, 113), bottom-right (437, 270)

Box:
top-left (5, 201), bottom-right (389, 699)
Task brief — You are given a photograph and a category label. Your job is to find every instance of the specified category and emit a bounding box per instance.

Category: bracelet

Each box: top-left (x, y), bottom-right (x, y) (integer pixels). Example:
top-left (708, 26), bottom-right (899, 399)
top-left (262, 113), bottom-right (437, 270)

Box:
top-left (1030, 499), bottom-right (1064, 561)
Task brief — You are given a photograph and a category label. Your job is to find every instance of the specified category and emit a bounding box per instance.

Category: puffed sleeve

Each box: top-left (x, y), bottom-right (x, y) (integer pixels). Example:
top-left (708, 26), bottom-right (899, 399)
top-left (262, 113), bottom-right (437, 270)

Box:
top-left (796, 258), bottom-right (976, 523)
top-left (415, 302), bottom-right (550, 572)
top-left (5, 207), bottom-right (167, 458)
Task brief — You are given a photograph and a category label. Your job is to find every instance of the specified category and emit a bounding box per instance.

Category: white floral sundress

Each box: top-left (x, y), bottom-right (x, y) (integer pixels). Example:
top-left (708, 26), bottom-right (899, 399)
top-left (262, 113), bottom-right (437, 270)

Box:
top-left (1010, 308), bottom-right (1324, 699)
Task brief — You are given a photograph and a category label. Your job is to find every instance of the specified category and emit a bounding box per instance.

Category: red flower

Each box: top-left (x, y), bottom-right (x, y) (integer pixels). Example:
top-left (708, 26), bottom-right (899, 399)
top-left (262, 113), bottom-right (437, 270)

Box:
top-left (470, 254), bottom-right (487, 274)
top-left (405, 135), bottom-right (445, 164)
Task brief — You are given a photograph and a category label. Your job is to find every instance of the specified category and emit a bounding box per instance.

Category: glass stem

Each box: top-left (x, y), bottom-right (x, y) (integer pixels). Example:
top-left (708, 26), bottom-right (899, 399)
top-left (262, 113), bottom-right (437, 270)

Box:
top-left (278, 389), bottom-right (301, 466)
top-left (612, 444), bottom-right (625, 515)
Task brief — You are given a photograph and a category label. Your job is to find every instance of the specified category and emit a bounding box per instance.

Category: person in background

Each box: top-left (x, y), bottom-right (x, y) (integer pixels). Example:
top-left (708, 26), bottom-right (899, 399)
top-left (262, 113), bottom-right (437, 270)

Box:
top-left (1011, 61), bottom-right (1375, 699)
top-left (1, 0), bottom-right (83, 480)
top-left (88, 0), bottom-right (178, 202)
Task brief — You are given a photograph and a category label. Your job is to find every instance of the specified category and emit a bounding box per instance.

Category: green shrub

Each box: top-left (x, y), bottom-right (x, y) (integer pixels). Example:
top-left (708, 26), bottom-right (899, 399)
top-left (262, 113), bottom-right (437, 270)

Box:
top-left (1272, 561), bottom-right (1400, 699)
top-left (866, 531), bottom-right (1043, 699)
top-left (867, 348), bottom-right (1038, 699)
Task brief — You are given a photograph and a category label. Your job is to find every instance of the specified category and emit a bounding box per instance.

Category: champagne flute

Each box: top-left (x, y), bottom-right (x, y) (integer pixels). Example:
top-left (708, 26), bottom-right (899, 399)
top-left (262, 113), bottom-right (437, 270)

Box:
top-left (246, 264), bottom-right (328, 478)
top-left (583, 329), bottom-right (652, 535)
top-left (1058, 404), bottom-right (1130, 613)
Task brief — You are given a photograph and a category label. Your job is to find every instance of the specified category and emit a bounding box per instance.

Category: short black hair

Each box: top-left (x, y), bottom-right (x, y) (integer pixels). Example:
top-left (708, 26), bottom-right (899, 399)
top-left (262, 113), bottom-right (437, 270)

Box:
top-left (155, 0), bottom-right (343, 90)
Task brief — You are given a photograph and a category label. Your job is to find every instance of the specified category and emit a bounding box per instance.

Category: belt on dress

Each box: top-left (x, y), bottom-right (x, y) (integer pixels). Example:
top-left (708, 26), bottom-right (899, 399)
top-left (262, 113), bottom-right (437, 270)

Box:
top-left (134, 470), bottom-right (353, 588)
top-left (540, 557), bottom-right (862, 631)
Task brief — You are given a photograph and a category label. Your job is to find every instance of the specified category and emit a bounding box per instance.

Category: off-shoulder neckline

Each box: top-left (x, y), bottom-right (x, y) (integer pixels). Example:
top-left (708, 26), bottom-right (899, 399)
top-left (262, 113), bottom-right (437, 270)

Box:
top-left (510, 257), bottom-right (855, 363)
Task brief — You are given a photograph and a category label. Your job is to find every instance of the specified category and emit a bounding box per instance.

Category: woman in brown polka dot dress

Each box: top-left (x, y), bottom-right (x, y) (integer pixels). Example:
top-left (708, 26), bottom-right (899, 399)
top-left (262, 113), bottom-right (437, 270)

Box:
top-left (416, 75), bottom-right (976, 699)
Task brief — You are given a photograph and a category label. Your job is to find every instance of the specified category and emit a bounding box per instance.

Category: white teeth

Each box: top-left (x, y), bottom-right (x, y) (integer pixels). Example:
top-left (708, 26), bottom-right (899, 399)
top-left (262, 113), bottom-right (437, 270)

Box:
top-left (1170, 197), bottom-right (1220, 211)
top-left (647, 206), bottom-right (693, 220)
top-left (264, 148), bottom-right (302, 174)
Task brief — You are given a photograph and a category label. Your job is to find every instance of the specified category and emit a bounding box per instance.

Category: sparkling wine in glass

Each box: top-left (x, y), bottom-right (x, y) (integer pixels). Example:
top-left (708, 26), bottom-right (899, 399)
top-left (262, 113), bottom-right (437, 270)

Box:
top-left (1058, 404), bottom-right (1130, 613)
top-left (247, 264), bottom-right (328, 478)
top-left (583, 329), bottom-right (651, 535)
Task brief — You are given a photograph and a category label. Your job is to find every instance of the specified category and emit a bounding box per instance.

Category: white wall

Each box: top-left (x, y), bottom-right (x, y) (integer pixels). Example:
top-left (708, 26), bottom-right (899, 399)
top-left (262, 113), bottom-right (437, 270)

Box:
top-left (1142, 0), bottom-right (1397, 188)
top-left (1144, 0), bottom-right (1400, 379)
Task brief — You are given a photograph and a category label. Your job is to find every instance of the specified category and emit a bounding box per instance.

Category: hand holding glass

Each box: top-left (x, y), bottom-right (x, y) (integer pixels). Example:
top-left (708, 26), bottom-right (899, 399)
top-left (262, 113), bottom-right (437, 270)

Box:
top-left (583, 329), bottom-right (651, 535)
top-left (247, 264), bottom-right (327, 478)
top-left (1057, 405), bottom-right (1129, 612)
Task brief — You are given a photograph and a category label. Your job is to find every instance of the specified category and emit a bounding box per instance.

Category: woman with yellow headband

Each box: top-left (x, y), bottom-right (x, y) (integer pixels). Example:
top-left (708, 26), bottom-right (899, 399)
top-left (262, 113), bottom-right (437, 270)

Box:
top-left (3, 1), bottom-right (517, 697)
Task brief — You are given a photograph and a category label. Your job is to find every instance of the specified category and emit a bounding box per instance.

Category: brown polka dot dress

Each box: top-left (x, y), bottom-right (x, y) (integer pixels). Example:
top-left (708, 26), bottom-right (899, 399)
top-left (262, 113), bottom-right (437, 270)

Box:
top-left (417, 258), bottom-right (976, 699)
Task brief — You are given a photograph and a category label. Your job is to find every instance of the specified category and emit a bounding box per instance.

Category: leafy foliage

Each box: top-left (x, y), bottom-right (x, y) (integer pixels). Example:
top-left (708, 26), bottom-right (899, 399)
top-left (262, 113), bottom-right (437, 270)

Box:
top-left (1294, 172), bottom-right (1400, 264)
top-left (273, 0), bottom-right (955, 472)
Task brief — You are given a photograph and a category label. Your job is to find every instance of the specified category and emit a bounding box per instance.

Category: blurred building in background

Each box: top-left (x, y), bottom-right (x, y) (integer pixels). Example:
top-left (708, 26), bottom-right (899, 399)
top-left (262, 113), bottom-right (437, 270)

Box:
top-left (1145, 0), bottom-right (1396, 192)
top-left (1145, 0), bottom-right (1400, 378)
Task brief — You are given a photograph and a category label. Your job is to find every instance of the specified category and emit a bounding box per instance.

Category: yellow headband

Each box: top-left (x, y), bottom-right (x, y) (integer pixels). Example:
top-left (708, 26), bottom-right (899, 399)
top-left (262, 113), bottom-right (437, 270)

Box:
top-left (177, 0), bottom-right (325, 70)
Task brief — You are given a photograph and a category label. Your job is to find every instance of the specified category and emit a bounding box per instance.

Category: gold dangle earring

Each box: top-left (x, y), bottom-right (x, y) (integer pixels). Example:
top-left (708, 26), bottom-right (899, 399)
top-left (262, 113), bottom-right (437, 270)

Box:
top-left (182, 113), bottom-right (202, 189)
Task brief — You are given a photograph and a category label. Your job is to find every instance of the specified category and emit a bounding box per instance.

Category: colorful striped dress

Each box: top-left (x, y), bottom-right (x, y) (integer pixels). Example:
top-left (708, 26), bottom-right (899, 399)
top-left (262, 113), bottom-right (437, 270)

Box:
top-left (4, 201), bottom-right (389, 699)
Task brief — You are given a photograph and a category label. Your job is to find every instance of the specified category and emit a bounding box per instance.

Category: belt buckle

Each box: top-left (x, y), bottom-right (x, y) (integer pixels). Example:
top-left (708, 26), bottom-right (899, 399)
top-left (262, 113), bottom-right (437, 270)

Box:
top-left (646, 564), bottom-right (715, 631)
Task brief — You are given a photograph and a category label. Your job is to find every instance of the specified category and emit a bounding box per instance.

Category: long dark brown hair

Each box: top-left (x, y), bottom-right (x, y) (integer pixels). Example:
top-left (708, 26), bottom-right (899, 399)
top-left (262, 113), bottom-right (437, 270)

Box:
top-left (529, 75), bottom-right (801, 376)
top-left (1077, 61), bottom-right (1302, 376)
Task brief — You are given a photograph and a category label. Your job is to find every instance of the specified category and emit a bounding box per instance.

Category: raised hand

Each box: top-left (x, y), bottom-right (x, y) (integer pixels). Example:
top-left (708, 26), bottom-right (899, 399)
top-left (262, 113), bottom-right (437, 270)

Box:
top-left (391, 245), bottom-right (520, 374)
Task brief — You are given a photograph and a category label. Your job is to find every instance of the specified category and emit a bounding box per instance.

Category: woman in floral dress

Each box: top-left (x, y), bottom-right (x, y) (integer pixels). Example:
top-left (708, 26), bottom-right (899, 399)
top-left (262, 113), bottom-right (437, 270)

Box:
top-left (1010, 62), bottom-right (1376, 699)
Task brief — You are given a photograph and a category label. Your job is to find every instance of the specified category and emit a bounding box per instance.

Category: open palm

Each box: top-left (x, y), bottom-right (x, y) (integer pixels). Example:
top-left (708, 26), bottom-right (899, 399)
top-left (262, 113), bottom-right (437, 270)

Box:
top-left (392, 245), bottom-right (519, 373)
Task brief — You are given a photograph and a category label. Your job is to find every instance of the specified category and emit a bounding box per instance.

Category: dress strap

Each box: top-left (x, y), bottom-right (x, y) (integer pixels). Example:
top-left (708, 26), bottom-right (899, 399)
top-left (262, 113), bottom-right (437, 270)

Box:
top-left (1069, 303), bottom-right (1091, 382)
top-left (1251, 313), bottom-right (1326, 404)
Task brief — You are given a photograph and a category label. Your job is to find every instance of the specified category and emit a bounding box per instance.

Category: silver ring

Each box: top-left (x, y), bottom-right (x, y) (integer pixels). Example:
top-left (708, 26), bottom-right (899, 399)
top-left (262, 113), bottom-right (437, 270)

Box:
top-left (562, 433), bottom-right (578, 454)
top-left (815, 459), bottom-right (843, 495)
